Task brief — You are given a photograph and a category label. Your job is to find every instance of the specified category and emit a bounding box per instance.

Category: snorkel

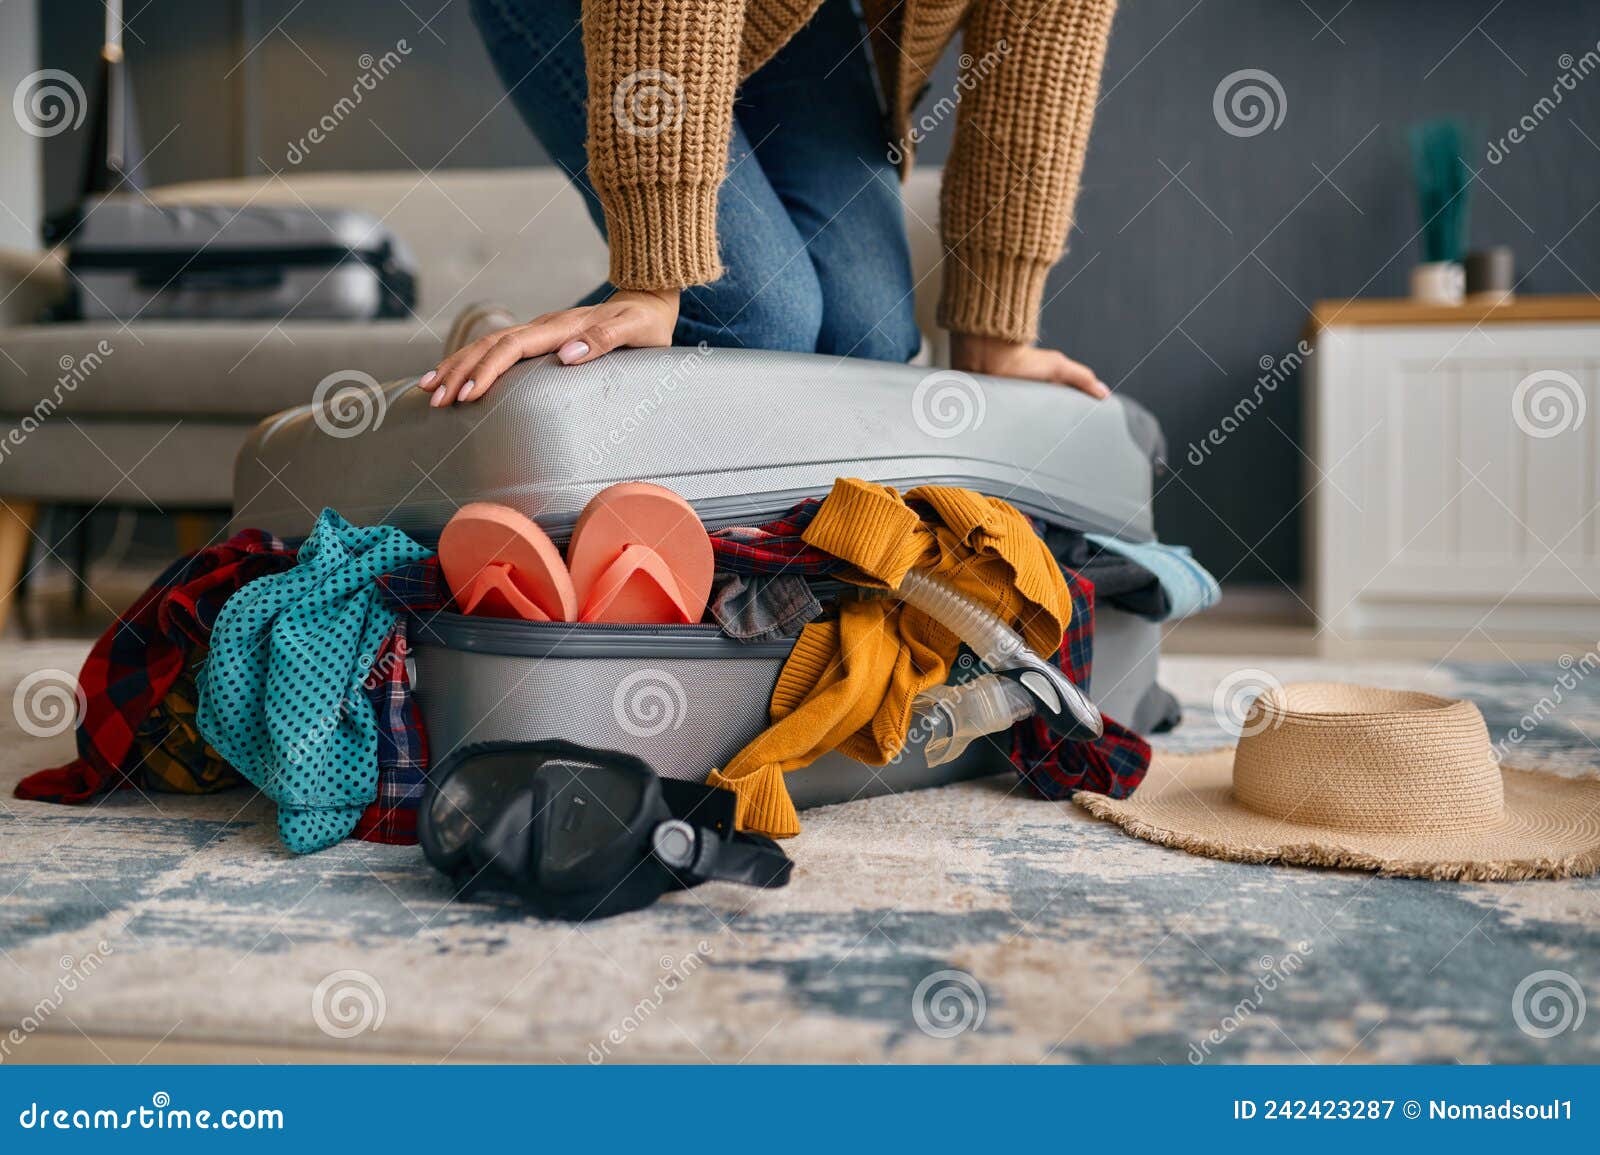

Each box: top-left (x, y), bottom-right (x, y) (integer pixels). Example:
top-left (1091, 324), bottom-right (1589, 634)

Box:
top-left (891, 569), bottom-right (1103, 766)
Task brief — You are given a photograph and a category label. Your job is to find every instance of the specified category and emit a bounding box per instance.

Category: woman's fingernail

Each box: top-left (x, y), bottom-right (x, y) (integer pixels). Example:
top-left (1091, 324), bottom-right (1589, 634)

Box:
top-left (557, 340), bottom-right (589, 364)
top-left (459, 379), bottom-right (479, 401)
top-left (418, 370), bottom-right (436, 389)
top-left (1094, 379), bottom-right (1110, 397)
top-left (431, 388), bottom-right (449, 408)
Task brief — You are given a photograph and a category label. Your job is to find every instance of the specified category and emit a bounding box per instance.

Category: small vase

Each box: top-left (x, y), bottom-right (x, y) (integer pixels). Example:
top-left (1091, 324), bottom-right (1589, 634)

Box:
top-left (1410, 261), bottom-right (1465, 305)
top-left (1465, 247), bottom-right (1515, 305)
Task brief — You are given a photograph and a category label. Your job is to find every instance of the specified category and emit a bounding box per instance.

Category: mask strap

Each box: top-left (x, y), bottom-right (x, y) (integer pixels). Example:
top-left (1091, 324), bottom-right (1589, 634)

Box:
top-left (652, 779), bottom-right (793, 890)
top-left (650, 818), bottom-right (793, 889)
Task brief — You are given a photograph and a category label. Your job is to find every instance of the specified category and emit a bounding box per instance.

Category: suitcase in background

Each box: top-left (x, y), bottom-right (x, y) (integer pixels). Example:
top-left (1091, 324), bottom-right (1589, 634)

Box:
top-left (59, 196), bottom-right (417, 322)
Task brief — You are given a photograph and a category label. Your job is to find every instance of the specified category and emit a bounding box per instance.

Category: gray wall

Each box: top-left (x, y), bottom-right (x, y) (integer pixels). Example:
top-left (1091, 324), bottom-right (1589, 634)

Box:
top-left (38, 1), bottom-right (1600, 587)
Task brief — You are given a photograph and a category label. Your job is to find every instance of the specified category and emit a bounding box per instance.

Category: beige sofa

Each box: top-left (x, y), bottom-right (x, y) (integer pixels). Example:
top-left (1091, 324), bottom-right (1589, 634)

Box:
top-left (0, 166), bottom-right (945, 630)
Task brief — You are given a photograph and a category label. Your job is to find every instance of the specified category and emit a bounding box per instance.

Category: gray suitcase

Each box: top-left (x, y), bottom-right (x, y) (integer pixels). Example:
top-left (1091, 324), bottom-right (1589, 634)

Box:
top-left (63, 196), bottom-right (417, 321)
top-left (231, 348), bottom-right (1173, 807)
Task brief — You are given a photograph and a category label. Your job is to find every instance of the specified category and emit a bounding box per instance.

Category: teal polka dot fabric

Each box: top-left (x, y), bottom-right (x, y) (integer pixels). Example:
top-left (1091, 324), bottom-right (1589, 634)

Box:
top-left (198, 508), bottom-right (430, 853)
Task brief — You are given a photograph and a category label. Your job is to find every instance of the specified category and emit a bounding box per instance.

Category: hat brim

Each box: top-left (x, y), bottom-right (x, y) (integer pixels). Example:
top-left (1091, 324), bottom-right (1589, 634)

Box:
top-left (1075, 750), bottom-right (1600, 882)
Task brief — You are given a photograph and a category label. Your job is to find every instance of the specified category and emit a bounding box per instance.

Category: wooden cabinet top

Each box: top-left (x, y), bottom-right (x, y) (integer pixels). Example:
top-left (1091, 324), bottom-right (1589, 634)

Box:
top-left (1309, 294), bottom-right (1600, 333)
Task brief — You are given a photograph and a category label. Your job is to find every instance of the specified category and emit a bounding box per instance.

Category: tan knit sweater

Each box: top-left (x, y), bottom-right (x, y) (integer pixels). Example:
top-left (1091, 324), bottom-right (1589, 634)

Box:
top-left (583, 0), bottom-right (1117, 344)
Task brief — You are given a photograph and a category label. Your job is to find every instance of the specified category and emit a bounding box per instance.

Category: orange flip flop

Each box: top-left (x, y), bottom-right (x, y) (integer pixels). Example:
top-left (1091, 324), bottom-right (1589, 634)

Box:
top-left (566, 482), bottom-right (713, 624)
top-left (438, 502), bottom-right (578, 623)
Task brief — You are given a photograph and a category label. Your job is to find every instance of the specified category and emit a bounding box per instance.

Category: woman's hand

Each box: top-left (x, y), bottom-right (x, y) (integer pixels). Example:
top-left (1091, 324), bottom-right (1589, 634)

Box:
top-left (419, 288), bottom-right (681, 407)
top-left (949, 332), bottom-right (1109, 399)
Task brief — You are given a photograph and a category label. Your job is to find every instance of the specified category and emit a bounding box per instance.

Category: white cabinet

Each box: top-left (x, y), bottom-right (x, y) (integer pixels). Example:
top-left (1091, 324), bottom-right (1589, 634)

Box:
top-left (1306, 304), bottom-right (1600, 643)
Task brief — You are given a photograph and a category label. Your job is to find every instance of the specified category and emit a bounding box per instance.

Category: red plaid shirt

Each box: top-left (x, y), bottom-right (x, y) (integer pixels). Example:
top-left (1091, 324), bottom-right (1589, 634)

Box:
top-left (17, 531), bottom-right (433, 846)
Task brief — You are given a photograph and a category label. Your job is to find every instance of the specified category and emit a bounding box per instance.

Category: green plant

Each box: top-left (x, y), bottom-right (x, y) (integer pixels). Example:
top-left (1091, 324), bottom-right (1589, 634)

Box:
top-left (1410, 120), bottom-right (1471, 264)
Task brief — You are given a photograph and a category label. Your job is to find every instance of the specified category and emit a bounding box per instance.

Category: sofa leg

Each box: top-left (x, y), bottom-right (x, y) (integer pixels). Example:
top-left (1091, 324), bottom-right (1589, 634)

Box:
top-left (174, 512), bottom-right (212, 556)
top-left (0, 499), bottom-right (39, 637)
top-left (68, 506), bottom-right (92, 614)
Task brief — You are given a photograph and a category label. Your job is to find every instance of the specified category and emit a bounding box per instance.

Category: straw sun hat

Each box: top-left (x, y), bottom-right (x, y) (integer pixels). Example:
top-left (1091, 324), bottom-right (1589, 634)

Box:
top-left (1076, 682), bottom-right (1600, 882)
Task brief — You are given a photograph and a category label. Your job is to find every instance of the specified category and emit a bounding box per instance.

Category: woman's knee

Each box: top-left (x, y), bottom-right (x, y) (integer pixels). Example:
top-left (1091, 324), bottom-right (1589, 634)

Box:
top-left (819, 286), bottom-right (921, 361)
top-left (679, 260), bottom-right (825, 353)
top-left (807, 169), bottom-right (921, 362)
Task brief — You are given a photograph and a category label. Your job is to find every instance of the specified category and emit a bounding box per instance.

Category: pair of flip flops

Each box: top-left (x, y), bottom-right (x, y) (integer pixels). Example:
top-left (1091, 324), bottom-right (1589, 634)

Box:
top-left (438, 483), bottom-right (713, 625)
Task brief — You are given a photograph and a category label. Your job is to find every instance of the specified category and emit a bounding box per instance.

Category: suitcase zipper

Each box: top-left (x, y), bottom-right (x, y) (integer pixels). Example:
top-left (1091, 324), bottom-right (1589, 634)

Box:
top-left (411, 613), bottom-right (797, 660)
top-left (504, 479), bottom-right (1144, 545)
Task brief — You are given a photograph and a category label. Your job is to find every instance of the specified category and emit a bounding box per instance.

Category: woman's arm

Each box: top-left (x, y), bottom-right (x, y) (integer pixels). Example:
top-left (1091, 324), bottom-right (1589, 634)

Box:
top-left (422, 0), bottom-right (744, 406)
top-left (583, 0), bottom-right (744, 290)
top-left (940, 0), bottom-right (1117, 396)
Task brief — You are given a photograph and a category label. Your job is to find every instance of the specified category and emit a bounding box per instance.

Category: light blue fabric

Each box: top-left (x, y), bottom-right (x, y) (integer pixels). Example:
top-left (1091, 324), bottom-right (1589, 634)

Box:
top-left (197, 509), bottom-right (430, 853)
top-left (1085, 534), bottom-right (1221, 622)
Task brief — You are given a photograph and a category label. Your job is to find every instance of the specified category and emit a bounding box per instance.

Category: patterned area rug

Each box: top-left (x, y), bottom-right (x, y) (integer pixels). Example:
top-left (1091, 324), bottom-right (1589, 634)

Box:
top-left (2, 641), bottom-right (1597, 1063)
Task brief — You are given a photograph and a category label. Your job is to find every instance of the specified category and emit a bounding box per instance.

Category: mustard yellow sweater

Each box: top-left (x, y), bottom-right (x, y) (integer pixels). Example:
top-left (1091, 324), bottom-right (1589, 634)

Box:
top-left (582, 0), bottom-right (1118, 343)
top-left (706, 478), bottom-right (1074, 837)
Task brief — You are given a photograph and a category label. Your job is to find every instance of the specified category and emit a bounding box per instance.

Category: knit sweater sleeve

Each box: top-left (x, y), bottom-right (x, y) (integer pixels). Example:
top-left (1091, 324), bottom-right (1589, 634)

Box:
top-left (581, 0), bottom-right (745, 290)
top-left (937, 0), bottom-right (1117, 343)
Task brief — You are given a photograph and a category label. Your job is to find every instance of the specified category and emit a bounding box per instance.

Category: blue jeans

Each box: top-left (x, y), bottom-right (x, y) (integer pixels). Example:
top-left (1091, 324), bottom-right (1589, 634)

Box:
top-left (470, 0), bottom-right (921, 363)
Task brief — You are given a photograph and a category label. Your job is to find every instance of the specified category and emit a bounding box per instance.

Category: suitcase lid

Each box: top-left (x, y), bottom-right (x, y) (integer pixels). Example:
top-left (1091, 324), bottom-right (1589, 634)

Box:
top-left (230, 347), bottom-right (1159, 542)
